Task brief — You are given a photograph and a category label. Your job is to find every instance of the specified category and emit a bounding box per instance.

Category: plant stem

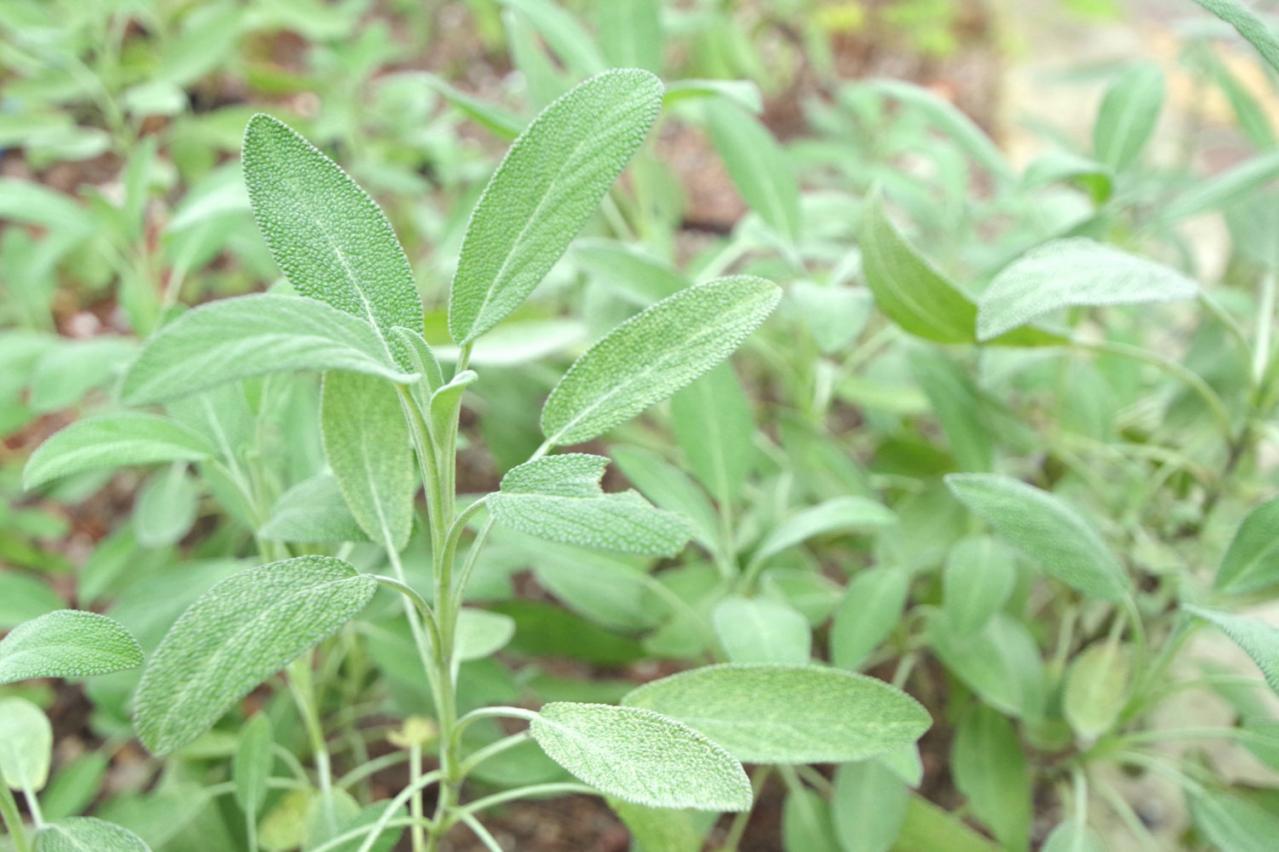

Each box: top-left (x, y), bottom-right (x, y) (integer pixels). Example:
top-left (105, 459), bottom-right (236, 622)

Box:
top-left (0, 785), bottom-right (31, 852)
top-left (410, 743), bottom-right (425, 852)
top-left (446, 783), bottom-right (596, 825)
top-left (19, 790), bottom-right (41, 831)
top-left (287, 657), bottom-right (336, 836)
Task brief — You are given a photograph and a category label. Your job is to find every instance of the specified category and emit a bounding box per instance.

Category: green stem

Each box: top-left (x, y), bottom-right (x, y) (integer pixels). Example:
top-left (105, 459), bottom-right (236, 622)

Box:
top-left (446, 783), bottom-right (596, 825)
top-left (287, 658), bottom-right (336, 837)
top-left (410, 744), bottom-right (425, 852)
top-left (457, 813), bottom-right (503, 852)
top-left (717, 767), bottom-right (769, 852)
top-left (0, 785), bottom-right (31, 852)
top-left (458, 732), bottom-right (533, 777)
top-left (346, 772), bottom-right (443, 852)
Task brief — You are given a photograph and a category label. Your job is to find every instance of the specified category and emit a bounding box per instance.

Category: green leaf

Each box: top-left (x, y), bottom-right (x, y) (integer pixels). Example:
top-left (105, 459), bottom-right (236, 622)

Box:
top-left (455, 609), bottom-right (516, 661)
top-left (832, 760), bottom-right (909, 852)
top-left (242, 114), bottom-right (422, 357)
top-left (1215, 498), bottom-right (1279, 594)
top-left (712, 597), bottom-right (810, 665)
top-left (233, 714), bottom-right (273, 818)
top-left (320, 371), bottom-right (416, 553)
top-left (945, 474), bottom-right (1129, 602)
top-left (34, 817), bottom-right (151, 852)
top-left (609, 445), bottom-right (719, 549)
top-left (1042, 821), bottom-right (1105, 852)
top-left (1161, 149), bottom-right (1279, 223)
top-left (596, 0), bottom-right (662, 73)
top-left (0, 697), bottom-right (50, 791)
top-left (952, 706), bottom-right (1031, 851)
top-left (670, 363), bottom-right (755, 508)
top-left (782, 787), bottom-right (839, 852)
top-left (540, 275), bottom-right (780, 445)
top-left (1184, 606), bottom-right (1279, 694)
top-left (529, 702), bottom-right (753, 811)
top-left (121, 294), bottom-right (418, 405)
top-left (422, 74), bottom-right (523, 140)
top-left (1063, 640), bottom-right (1130, 741)
top-left (41, 754), bottom-right (109, 821)
top-left (428, 370), bottom-right (477, 445)
top-left (927, 612), bottom-right (1047, 720)
top-left (1188, 787), bottom-right (1279, 852)
top-left (942, 536), bottom-right (1016, 635)
top-left (790, 282), bottom-right (872, 355)
top-left (502, 0), bottom-right (606, 76)
top-left (623, 664), bottom-right (931, 764)
top-left (259, 474), bottom-right (369, 544)
top-left (489, 455), bottom-right (690, 556)
top-left (0, 573), bottom-right (63, 630)
top-left (1194, 0), bottom-right (1279, 74)
top-left (753, 497), bottom-right (896, 568)
top-left (0, 611), bottom-right (142, 685)
top-left (895, 794), bottom-right (1001, 852)
top-left (977, 239), bottom-right (1197, 341)
top-left (1092, 64), bottom-right (1164, 172)
top-left (705, 100), bottom-right (800, 242)
top-left (134, 464), bottom-right (200, 548)
top-left (448, 69), bottom-right (664, 344)
top-left (830, 566), bottom-right (910, 671)
top-left (609, 800), bottom-right (705, 852)
top-left (24, 414), bottom-right (215, 491)
top-left (134, 556), bottom-right (378, 754)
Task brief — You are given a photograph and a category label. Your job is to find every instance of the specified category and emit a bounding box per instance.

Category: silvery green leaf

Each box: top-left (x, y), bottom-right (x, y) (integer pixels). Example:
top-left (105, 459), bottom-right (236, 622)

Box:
top-left (133, 463), bottom-right (199, 548)
top-left (501, 454), bottom-right (610, 496)
top-left (705, 100), bottom-right (800, 242)
top-left (242, 114), bottom-right (422, 357)
top-left (232, 714), bottom-right (273, 817)
top-left (1184, 606), bottom-right (1279, 694)
top-left (423, 73), bottom-right (523, 140)
top-left (789, 281), bottom-right (871, 355)
top-left (502, 0), bottom-right (606, 76)
top-left (0, 697), bottom-right (51, 791)
top-left (664, 80), bottom-right (763, 114)
top-left (489, 488), bottom-right (689, 557)
top-left (754, 497), bottom-right (896, 568)
top-left (1215, 497), bottom-right (1279, 594)
top-left (832, 760), bottom-right (909, 852)
top-left (908, 347), bottom-right (993, 472)
top-left (454, 609), bottom-right (516, 662)
top-left (945, 474), bottom-right (1129, 602)
top-left (1188, 786), bottom-right (1279, 852)
top-left (609, 445), bottom-right (719, 549)
top-left (670, 363), bottom-right (755, 509)
top-left (321, 371), bottom-right (415, 553)
top-left (448, 69), bottom-right (664, 344)
top-left (1063, 641), bottom-right (1130, 741)
top-left (1042, 821), bottom-right (1105, 852)
top-left (1193, 0), bottom-right (1279, 74)
top-left (0, 574), bottom-right (63, 630)
top-left (609, 800), bottom-right (705, 852)
top-left (951, 706), bottom-right (1031, 851)
top-left (1161, 149), bottom-right (1279, 223)
top-left (782, 787), bottom-right (839, 852)
top-left (540, 275), bottom-right (780, 445)
top-left (572, 239), bottom-right (686, 307)
top-left (134, 556), bottom-right (378, 755)
top-left (121, 295), bottom-right (418, 405)
top-left (927, 612), bottom-right (1046, 720)
top-left (976, 239), bottom-right (1197, 341)
top-left (529, 702), bottom-right (753, 812)
top-left (528, 539), bottom-right (661, 631)
top-left (34, 817), bottom-right (151, 852)
top-left (436, 320), bottom-right (588, 367)
top-left (830, 566), bottom-right (910, 671)
top-left (392, 327), bottom-right (445, 400)
top-left (428, 370), bottom-right (477, 445)
top-left (942, 536), bottom-right (1016, 635)
top-left (712, 597), bottom-right (810, 665)
top-left (0, 611), bottom-right (142, 685)
top-left (40, 753), bottom-right (107, 822)
top-left (260, 474), bottom-right (369, 544)
top-left (623, 664), bottom-right (931, 764)
top-left (1092, 64), bottom-right (1164, 172)
top-left (596, 0), bottom-right (662, 73)
top-left (27, 337), bottom-right (136, 414)
top-left (24, 413), bottom-right (215, 490)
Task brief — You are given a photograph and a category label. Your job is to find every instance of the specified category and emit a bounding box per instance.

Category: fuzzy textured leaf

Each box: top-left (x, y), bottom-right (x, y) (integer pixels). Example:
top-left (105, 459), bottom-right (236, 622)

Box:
top-left (24, 413), bottom-right (215, 490)
top-left (242, 114), bottom-right (422, 355)
top-left (121, 294), bottom-right (418, 405)
top-left (754, 497), bottom-right (896, 568)
top-left (0, 697), bottom-right (51, 791)
top-left (832, 760), bottom-right (909, 852)
top-left (945, 474), bottom-right (1129, 602)
top-left (1215, 497), bottom-right (1279, 594)
top-left (623, 664), bottom-right (931, 764)
top-left (942, 536), bottom-right (1017, 635)
top-left (530, 702), bottom-right (753, 811)
top-left (705, 100), bottom-right (800, 241)
top-left (670, 364), bottom-right (754, 508)
top-left (542, 276), bottom-right (780, 445)
top-left (259, 474), bottom-right (369, 544)
top-left (830, 567), bottom-right (910, 671)
top-left (0, 611), bottom-right (142, 685)
top-left (1093, 64), bottom-right (1164, 171)
top-left (712, 597), bottom-right (810, 665)
top-left (34, 818), bottom-right (151, 852)
top-left (449, 69), bottom-right (664, 343)
top-left (134, 556), bottom-right (378, 754)
top-left (233, 714), bottom-right (273, 817)
top-left (1185, 606), bottom-right (1279, 694)
top-left (977, 239), bottom-right (1197, 341)
top-left (1195, 0), bottom-right (1279, 74)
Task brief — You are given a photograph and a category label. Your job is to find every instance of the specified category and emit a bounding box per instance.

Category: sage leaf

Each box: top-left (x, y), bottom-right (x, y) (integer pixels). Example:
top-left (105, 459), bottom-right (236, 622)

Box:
top-left (830, 566), bottom-right (910, 671)
top-left (489, 454), bottom-right (690, 556)
top-left (34, 817), bottom-right (151, 852)
top-left (609, 445), bottom-right (719, 548)
top-left (1188, 786), bottom-right (1279, 852)
top-left (1215, 497), bottom-right (1279, 594)
top-left (0, 611), bottom-right (142, 685)
top-left (260, 474), bottom-right (370, 544)
top-left (455, 609), bottom-right (516, 662)
top-left (502, 0), bottom-right (606, 76)
top-left (1042, 821), bottom-right (1105, 852)
top-left (609, 800), bottom-right (705, 852)
top-left (670, 363), bottom-right (755, 508)
top-left (0, 697), bottom-right (51, 791)
top-left (705, 100), bottom-right (800, 242)
top-left (1161, 149), bottom-right (1279, 223)
top-left (977, 239), bottom-right (1198, 341)
top-left (321, 371), bottom-right (415, 553)
top-left (597, 0), bottom-right (663, 73)
top-left (24, 413), bottom-right (215, 490)
top-left (1184, 606), bottom-right (1279, 694)
top-left (541, 276), bottom-right (780, 445)
top-left (832, 760), bottom-right (910, 852)
top-left (711, 597), bottom-right (811, 665)
top-left (428, 370), bottom-right (478, 445)
top-left (448, 69), bottom-right (664, 344)
top-left (529, 702), bottom-right (753, 812)
top-left (782, 787), bottom-right (839, 852)
top-left (623, 664), bottom-right (931, 764)
top-left (134, 556), bottom-right (378, 754)
top-left (945, 474), bottom-right (1129, 602)
top-left (1063, 641), bottom-right (1130, 741)
top-left (121, 294), bottom-right (418, 406)
top-left (951, 706), bottom-right (1031, 851)
top-left (927, 612), bottom-right (1047, 720)
top-left (942, 536), bottom-right (1017, 635)
top-left (232, 714), bottom-right (273, 818)
top-left (133, 463), bottom-right (199, 548)
top-left (753, 496), bottom-right (896, 568)
top-left (243, 114), bottom-right (422, 356)
top-left (1093, 64), bottom-right (1164, 172)
top-left (1194, 0), bottom-right (1279, 74)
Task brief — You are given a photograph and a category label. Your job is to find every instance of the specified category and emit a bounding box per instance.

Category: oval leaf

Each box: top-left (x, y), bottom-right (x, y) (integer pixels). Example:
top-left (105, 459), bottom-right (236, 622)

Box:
top-left (449, 69), bottom-right (664, 344)
top-left (1215, 497), bottom-right (1279, 594)
top-left (1185, 606), bottom-right (1279, 695)
top-left (1092, 64), bottom-right (1164, 172)
top-left (623, 664), bottom-right (931, 764)
top-left (945, 473), bottom-right (1129, 602)
top-left (24, 413), bottom-right (215, 490)
top-left (0, 611), bottom-right (142, 685)
top-left (34, 817), bottom-right (151, 852)
top-left (233, 714), bottom-right (274, 817)
top-left (134, 556), bottom-right (378, 754)
top-left (541, 275), bottom-right (780, 446)
top-left (705, 100), bottom-right (800, 242)
top-left (0, 697), bottom-right (52, 791)
top-left (529, 702), bottom-right (752, 812)
top-left (712, 597), bottom-right (810, 665)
